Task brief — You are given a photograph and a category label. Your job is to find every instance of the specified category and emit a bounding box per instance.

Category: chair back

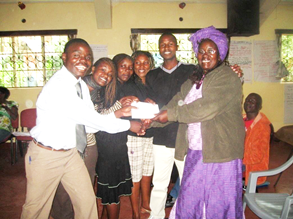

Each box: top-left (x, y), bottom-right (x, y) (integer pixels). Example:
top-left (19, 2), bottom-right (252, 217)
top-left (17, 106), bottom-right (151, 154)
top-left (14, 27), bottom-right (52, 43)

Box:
top-left (243, 155), bottom-right (293, 219)
top-left (20, 108), bottom-right (36, 131)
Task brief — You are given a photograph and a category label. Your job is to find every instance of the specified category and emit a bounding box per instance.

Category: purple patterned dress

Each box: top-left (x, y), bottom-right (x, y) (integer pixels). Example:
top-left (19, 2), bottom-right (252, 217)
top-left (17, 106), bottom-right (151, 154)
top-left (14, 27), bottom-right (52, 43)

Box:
top-left (169, 83), bottom-right (243, 219)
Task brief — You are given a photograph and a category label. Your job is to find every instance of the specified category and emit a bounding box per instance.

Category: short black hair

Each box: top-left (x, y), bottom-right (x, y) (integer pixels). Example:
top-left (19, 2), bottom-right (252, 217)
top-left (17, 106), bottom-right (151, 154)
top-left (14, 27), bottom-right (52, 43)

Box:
top-left (63, 38), bottom-right (91, 53)
top-left (112, 53), bottom-right (133, 67)
top-left (131, 50), bottom-right (155, 70)
top-left (159, 33), bottom-right (177, 45)
top-left (0, 86), bottom-right (10, 99)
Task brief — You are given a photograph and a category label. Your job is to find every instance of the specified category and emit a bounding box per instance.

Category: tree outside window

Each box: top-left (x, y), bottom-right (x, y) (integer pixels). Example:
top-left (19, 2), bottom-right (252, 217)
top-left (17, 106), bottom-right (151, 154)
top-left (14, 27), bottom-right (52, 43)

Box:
top-left (140, 33), bottom-right (197, 67)
top-left (0, 30), bottom-right (76, 88)
top-left (281, 34), bottom-right (293, 82)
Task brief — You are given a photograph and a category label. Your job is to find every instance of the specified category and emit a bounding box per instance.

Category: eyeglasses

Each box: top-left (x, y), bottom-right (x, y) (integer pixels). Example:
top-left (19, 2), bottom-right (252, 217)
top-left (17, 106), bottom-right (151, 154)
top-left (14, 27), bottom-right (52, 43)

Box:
top-left (198, 48), bottom-right (216, 56)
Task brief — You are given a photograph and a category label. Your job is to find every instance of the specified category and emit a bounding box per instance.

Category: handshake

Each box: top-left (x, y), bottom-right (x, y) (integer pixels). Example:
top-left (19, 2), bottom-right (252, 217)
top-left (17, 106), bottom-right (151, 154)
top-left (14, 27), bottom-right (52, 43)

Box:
top-left (114, 96), bottom-right (169, 136)
top-left (130, 109), bottom-right (168, 136)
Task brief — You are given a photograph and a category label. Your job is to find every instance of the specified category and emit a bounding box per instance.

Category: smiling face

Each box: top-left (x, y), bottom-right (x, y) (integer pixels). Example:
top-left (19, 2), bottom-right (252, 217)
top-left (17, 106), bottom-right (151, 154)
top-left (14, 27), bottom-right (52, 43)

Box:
top-left (197, 39), bottom-right (220, 74)
top-left (92, 61), bottom-right (114, 87)
top-left (117, 58), bottom-right (133, 83)
top-left (62, 42), bottom-right (93, 79)
top-left (134, 54), bottom-right (151, 80)
top-left (244, 94), bottom-right (262, 114)
top-left (159, 34), bottom-right (178, 61)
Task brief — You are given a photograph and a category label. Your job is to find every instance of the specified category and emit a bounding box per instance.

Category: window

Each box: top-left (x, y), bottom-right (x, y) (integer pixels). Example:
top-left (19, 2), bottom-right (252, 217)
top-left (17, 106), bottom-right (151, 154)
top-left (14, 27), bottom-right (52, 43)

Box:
top-left (280, 34), bottom-right (293, 82)
top-left (140, 34), bottom-right (196, 67)
top-left (0, 30), bottom-right (77, 88)
top-left (275, 29), bottom-right (293, 82)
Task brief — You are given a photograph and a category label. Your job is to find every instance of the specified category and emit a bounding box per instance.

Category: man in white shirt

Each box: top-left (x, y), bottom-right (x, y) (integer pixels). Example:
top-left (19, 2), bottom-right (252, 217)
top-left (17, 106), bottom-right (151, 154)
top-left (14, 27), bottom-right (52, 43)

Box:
top-left (21, 38), bottom-right (141, 219)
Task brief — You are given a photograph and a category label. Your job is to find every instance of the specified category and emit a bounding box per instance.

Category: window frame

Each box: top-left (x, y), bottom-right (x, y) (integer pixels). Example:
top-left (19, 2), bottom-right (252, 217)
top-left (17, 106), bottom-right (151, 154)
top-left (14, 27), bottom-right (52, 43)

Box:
top-left (0, 30), bottom-right (77, 38)
top-left (275, 29), bottom-right (293, 82)
top-left (0, 29), bottom-right (77, 88)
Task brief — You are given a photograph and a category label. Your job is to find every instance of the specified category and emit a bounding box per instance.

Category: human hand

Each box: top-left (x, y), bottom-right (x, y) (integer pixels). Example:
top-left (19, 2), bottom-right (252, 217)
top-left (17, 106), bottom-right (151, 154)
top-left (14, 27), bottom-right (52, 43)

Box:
top-left (144, 98), bottom-right (156, 105)
top-left (1, 103), bottom-right (7, 109)
top-left (152, 110), bottom-right (168, 123)
top-left (130, 121), bottom-right (145, 136)
top-left (114, 106), bottom-right (137, 118)
top-left (1, 103), bottom-right (10, 112)
top-left (230, 64), bottom-right (243, 78)
top-left (1, 104), bottom-right (18, 120)
top-left (141, 119), bottom-right (152, 130)
top-left (119, 96), bottom-right (139, 107)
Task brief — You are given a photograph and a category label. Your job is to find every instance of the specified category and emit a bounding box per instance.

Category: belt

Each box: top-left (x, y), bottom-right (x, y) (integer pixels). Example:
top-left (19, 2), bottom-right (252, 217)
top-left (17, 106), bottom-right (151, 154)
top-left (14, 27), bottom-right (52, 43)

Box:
top-left (33, 139), bottom-right (70, 152)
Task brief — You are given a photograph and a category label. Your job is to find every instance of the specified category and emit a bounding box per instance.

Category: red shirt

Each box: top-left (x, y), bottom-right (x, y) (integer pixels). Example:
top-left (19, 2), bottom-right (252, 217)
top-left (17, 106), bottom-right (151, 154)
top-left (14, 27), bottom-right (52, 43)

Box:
top-left (244, 118), bottom-right (254, 131)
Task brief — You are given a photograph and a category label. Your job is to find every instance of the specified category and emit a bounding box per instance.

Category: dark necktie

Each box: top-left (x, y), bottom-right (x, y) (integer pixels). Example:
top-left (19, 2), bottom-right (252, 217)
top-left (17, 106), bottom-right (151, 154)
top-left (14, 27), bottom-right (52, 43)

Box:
top-left (75, 82), bottom-right (87, 154)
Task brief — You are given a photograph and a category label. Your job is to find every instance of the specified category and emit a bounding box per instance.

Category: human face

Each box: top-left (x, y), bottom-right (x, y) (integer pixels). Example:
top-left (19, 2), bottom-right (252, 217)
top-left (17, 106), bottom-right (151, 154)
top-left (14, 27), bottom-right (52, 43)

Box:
top-left (159, 35), bottom-right (178, 61)
top-left (197, 40), bottom-right (220, 74)
top-left (92, 62), bottom-right (114, 87)
top-left (134, 54), bottom-right (151, 80)
top-left (0, 92), bottom-right (5, 103)
top-left (244, 94), bottom-right (260, 114)
top-left (62, 42), bottom-right (92, 79)
top-left (117, 58), bottom-right (133, 83)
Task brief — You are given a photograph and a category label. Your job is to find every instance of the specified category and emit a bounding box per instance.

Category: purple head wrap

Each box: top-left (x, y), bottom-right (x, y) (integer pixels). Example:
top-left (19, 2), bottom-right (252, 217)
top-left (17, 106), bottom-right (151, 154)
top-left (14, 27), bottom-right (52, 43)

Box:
top-left (189, 26), bottom-right (228, 61)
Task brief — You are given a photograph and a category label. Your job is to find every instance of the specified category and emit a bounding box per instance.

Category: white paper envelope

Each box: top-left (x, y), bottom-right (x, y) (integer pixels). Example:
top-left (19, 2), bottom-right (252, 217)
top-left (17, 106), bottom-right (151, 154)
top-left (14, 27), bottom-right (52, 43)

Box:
top-left (131, 101), bottom-right (159, 119)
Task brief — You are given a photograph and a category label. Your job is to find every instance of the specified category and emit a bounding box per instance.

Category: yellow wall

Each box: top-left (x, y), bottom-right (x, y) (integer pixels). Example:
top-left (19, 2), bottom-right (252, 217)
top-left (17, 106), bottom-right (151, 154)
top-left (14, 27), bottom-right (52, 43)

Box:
top-left (0, 2), bottom-right (293, 130)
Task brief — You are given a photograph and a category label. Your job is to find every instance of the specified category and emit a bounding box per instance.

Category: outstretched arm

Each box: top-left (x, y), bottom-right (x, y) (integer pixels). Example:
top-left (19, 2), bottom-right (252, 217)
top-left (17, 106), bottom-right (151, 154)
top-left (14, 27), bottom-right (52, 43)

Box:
top-left (152, 110), bottom-right (168, 124)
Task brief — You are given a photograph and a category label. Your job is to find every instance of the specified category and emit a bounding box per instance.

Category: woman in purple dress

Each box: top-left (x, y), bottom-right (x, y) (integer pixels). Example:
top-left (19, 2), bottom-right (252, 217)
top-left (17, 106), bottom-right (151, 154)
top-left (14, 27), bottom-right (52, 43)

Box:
top-left (151, 26), bottom-right (245, 219)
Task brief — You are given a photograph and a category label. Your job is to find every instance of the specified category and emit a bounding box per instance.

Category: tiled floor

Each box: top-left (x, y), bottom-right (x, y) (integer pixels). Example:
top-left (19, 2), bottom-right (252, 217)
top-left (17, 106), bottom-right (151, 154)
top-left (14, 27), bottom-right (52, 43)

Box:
top-left (0, 140), bottom-right (292, 219)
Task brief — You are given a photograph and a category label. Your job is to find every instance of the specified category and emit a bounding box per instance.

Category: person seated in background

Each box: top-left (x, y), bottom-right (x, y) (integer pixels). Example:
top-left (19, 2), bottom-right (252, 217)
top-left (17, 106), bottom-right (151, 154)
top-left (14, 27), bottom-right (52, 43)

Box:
top-left (0, 86), bottom-right (18, 142)
top-left (243, 93), bottom-right (271, 186)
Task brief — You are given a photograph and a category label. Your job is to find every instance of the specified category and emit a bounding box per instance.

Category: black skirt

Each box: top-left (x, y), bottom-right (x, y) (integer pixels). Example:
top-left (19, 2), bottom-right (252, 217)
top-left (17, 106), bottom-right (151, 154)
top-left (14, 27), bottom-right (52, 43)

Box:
top-left (95, 131), bottom-right (133, 205)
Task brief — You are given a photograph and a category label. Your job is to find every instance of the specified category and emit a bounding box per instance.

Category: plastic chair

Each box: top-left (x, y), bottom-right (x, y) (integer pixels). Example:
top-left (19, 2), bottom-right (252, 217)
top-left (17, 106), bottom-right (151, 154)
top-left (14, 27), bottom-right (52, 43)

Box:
top-left (243, 155), bottom-right (293, 219)
top-left (12, 108), bottom-right (36, 164)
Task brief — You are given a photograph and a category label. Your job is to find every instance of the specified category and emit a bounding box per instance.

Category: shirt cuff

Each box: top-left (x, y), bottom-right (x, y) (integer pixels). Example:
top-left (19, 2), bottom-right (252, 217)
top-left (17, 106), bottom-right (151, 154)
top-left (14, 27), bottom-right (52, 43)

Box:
top-left (109, 112), bottom-right (131, 132)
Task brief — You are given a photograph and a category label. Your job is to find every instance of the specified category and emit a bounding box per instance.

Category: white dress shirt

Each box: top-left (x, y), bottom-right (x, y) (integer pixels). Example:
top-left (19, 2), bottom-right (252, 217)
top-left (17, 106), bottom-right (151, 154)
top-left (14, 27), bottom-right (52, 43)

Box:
top-left (31, 66), bottom-right (130, 150)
